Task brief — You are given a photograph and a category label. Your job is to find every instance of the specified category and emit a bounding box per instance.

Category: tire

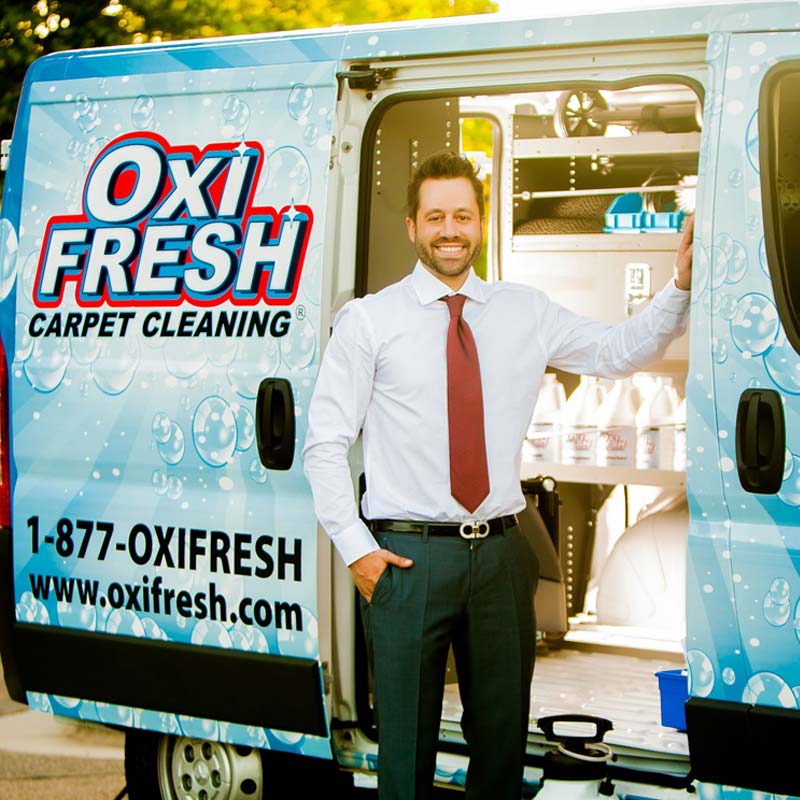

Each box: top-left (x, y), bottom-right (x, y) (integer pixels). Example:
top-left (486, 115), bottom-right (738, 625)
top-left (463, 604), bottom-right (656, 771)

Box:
top-left (125, 730), bottom-right (355, 799)
top-left (125, 730), bottom-right (264, 799)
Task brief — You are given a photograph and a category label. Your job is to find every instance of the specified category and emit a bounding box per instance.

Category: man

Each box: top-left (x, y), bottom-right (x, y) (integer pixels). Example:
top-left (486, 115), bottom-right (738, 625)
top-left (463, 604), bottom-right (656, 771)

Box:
top-left (303, 151), bottom-right (693, 799)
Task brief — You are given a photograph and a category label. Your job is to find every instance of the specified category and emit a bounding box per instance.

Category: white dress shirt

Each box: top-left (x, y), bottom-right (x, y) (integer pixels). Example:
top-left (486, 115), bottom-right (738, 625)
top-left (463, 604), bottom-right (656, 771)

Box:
top-left (302, 262), bottom-right (690, 566)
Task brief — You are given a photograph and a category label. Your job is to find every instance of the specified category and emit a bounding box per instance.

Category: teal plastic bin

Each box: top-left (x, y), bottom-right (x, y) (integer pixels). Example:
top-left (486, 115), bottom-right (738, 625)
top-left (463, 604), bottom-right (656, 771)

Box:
top-left (604, 193), bottom-right (643, 232)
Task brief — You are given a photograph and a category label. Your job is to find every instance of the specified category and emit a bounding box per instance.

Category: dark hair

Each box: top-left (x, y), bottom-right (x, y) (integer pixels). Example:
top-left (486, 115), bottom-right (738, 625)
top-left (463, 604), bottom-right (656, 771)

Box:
top-left (407, 150), bottom-right (484, 221)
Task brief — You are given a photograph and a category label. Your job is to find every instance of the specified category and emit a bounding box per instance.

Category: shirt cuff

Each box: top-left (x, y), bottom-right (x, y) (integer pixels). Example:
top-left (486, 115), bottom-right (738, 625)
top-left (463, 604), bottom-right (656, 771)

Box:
top-left (652, 278), bottom-right (691, 313)
top-left (333, 519), bottom-right (380, 566)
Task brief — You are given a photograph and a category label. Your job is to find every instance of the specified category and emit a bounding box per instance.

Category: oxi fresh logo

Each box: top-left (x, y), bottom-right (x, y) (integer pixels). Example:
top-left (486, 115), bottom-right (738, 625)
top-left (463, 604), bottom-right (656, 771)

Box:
top-left (35, 133), bottom-right (312, 308)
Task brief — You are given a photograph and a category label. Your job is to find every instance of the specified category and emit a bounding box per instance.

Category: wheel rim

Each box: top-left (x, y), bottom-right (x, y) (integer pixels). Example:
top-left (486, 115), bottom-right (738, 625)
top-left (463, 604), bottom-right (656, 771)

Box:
top-left (157, 735), bottom-right (263, 800)
top-left (556, 90), bottom-right (607, 137)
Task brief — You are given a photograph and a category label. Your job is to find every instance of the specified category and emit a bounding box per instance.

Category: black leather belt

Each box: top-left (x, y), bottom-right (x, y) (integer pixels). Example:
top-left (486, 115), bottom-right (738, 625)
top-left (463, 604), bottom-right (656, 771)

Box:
top-left (370, 515), bottom-right (517, 540)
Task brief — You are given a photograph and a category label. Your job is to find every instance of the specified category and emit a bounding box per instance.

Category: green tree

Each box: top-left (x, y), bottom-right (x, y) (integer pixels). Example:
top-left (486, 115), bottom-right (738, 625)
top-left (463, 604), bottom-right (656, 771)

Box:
top-left (0, 0), bottom-right (497, 143)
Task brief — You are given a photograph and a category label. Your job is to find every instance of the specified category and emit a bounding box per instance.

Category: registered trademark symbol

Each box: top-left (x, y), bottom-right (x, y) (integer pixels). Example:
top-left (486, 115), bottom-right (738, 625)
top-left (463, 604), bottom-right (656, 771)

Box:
top-left (296, 305), bottom-right (306, 320)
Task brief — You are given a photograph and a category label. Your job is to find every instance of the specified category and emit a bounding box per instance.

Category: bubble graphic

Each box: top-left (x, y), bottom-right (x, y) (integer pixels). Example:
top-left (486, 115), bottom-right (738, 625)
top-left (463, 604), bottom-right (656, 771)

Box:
top-left (232, 402), bottom-right (255, 451)
top-left (764, 329), bottom-right (800, 395)
top-left (191, 620), bottom-right (233, 648)
top-left (712, 338), bottom-right (728, 365)
top-left (106, 609), bottom-right (146, 637)
top-left (208, 338), bottom-right (238, 367)
top-left (742, 671), bottom-right (796, 708)
top-left (301, 244), bottom-right (323, 305)
top-left (57, 599), bottom-right (97, 631)
top-left (222, 95), bottom-right (251, 137)
top-left (157, 422), bottom-right (185, 466)
top-left (152, 412), bottom-right (172, 443)
top-left (163, 338), bottom-right (208, 379)
top-left (24, 338), bottom-right (70, 393)
top-left (707, 32), bottom-right (725, 60)
top-left (264, 146), bottom-right (311, 205)
top-left (179, 715), bottom-right (219, 740)
top-left (249, 458), bottom-right (268, 484)
top-left (227, 338), bottom-right (280, 399)
top-left (67, 138), bottom-right (82, 159)
top-left (135, 708), bottom-right (180, 733)
top-left (152, 469), bottom-right (168, 495)
top-left (91, 337), bottom-right (140, 395)
top-left (74, 93), bottom-right (101, 133)
top-left (229, 622), bottom-right (269, 654)
top-left (0, 218), bottom-right (19, 301)
top-left (725, 241), bottom-right (748, 284)
top-left (131, 95), bottom-right (155, 130)
top-left (692, 245), bottom-right (709, 301)
top-left (17, 592), bottom-right (50, 625)
top-left (288, 84), bottom-right (314, 121)
top-left (745, 110), bottom-right (759, 173)
top-left (193, 396), bottom-right (237, 467)
top-left (719, 294), bottom-right (739, 320)
top-left (70, 333), bottom-right (101, 365)
top-left (96, 702), bottom-right (134, 727)
top-left (166, 475), bottom-right (183, 500)
top-left (728, 168), bottom-right (743, 188)
top-left (687, 649), bottom-right (714, 698)
top-left (709, 245), bottom-right (728, 290)
top-left (722, 667), bottom-right (736, 686)
top-left (281, 316), bottom-right (316, 371)
top-left (21, 249), bottom-right (40, 300)
top-left (785, 449), bottom-right (794, 481)
top-left (14, 313), bottom-right (33, 363)
top-left (52, 695), bottom-right (82, 710)
top-left (28, 693), bottom-right (53, 713)
top-left (779, 455), bottom-right (800, 505)
top-left (729, 293), bottom-right (779, 356)
top-left (303, 122), bottom-right (320, 147)
top-left (764, 578), bottom-right (791, 626)
top-left (141, 618), bottom-right (168, 640)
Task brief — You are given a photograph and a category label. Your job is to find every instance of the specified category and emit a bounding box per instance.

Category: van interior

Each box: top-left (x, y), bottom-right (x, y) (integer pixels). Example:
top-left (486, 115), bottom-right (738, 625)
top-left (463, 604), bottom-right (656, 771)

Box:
top-left (355, 79), bottom-right (699, 784)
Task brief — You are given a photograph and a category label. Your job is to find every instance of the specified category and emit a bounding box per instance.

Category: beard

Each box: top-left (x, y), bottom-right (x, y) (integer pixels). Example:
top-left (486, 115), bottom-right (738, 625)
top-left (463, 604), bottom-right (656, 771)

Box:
top-left (414, 235), bottom-right (482, 282)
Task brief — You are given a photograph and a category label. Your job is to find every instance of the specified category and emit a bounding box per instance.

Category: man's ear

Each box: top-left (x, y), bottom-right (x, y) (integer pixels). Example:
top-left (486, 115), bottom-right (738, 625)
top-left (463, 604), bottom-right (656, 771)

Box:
top-left (406, 216), bottom-right (416, 244)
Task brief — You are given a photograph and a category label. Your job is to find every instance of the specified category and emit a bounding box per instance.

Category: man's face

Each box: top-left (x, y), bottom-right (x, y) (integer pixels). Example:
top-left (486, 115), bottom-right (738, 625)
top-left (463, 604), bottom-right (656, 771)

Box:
top-left (406, 177), bottom-right (483, 287)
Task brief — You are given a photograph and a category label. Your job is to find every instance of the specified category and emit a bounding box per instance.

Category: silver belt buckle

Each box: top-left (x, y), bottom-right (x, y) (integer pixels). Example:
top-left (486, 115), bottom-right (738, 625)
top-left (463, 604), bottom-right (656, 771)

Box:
top-left (459, 519), bottom-right (490, 540)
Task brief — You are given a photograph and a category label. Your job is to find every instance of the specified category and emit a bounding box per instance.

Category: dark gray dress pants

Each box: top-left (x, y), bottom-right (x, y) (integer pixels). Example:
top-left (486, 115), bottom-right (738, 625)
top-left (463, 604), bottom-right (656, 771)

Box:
top-left (360, 523), bottom-right (538, 800)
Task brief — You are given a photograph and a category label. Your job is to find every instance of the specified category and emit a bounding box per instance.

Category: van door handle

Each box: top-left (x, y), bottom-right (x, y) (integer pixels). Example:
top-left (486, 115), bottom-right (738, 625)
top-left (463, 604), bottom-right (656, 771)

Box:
top-left (735, 388), bottom-right (785, 494)
top-left (256, 378), bottom-right (295, 471)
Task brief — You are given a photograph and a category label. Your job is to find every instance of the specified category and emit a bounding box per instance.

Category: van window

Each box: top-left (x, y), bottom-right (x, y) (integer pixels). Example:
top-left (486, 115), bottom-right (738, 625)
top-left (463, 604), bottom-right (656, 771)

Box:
top-left (761, 61), bottom-right (800, 353)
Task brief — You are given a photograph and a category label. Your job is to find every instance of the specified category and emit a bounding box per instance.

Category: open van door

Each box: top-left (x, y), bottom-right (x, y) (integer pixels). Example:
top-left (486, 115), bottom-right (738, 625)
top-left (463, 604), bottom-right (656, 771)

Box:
top-left (0, 31), bottom-right (343, 793)
top-left (686, 29), bottom-right (800, 798)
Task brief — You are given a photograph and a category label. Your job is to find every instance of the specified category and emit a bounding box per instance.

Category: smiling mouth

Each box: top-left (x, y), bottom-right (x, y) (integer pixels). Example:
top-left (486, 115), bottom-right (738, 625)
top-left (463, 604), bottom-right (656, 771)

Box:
top-left (434, 242), bottom-right (467, 254)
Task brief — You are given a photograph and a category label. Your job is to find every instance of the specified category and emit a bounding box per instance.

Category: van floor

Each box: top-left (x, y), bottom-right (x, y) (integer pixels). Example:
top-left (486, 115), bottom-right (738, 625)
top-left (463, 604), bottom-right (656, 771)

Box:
top-left (441, 639), bottom-right (688, 760)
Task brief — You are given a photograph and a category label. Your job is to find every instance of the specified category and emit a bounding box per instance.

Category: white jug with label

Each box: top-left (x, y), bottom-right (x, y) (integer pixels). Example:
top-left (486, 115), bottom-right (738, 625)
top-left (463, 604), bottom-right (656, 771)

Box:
top-left (525, 373), bottom-right (567, 463)
top-left (597, 378), bottom-right (639, 468)
top-left (562, 376), bottom-right (605, 465)
top-left (635, 377), bottom-right (677, 469)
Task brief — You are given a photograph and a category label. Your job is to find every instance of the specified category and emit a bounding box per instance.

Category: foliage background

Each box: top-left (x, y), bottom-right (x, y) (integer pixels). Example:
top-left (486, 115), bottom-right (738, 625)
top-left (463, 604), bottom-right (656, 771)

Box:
top-left (0, 0), bottom-right (496, 145)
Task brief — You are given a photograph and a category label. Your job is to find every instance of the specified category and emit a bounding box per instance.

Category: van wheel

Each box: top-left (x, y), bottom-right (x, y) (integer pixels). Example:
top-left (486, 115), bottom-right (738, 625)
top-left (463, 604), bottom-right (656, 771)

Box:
top-left (125, 730), bottom-right (264, 799)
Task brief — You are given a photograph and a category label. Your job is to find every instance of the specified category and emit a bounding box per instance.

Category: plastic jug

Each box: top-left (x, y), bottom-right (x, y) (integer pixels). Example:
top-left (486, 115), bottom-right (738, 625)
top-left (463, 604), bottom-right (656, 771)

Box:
top-left (635, 377), bottom-right (677, 469)
top-left (562, 376), bottom-right (605, 465)
top-left (525, 373), bottom-right (567, 463)
top-left (597, 378), bottom-right (639, 467)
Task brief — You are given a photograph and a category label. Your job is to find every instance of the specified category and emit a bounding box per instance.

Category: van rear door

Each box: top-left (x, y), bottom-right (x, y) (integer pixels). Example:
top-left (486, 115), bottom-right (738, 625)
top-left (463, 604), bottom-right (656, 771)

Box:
top-left (0, 32), bottom-right (342, 757)
top-left (686, 29), bottom-right (800, 796)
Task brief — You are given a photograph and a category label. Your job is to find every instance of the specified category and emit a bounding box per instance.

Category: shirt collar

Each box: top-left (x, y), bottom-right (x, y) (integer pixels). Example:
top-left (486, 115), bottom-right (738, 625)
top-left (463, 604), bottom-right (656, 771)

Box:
top-left (410, 261), bottom-right (487, 306)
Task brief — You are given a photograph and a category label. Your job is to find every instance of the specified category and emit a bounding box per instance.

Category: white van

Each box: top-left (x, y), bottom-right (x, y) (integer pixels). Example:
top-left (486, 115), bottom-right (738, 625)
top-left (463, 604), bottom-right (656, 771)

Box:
top-left (1, 2), bottom-right (799, 797)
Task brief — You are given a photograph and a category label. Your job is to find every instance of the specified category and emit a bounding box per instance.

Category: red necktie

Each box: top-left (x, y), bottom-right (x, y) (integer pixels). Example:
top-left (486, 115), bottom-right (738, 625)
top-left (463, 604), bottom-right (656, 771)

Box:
top-left (443, 295), bottom-right (490, 513)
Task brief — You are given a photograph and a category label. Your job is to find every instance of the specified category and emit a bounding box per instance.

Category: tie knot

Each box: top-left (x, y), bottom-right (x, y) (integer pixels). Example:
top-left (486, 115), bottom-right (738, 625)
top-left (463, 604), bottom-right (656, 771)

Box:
top-left (443, 294), bottom-right (467, 318)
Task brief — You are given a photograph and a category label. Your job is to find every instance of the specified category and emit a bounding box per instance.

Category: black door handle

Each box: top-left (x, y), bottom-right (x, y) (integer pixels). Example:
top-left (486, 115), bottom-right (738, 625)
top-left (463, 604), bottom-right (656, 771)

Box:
top-left (735, 388), bottom-right (785, 494)
top-left (256, 378), bottom-right (295, 471)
